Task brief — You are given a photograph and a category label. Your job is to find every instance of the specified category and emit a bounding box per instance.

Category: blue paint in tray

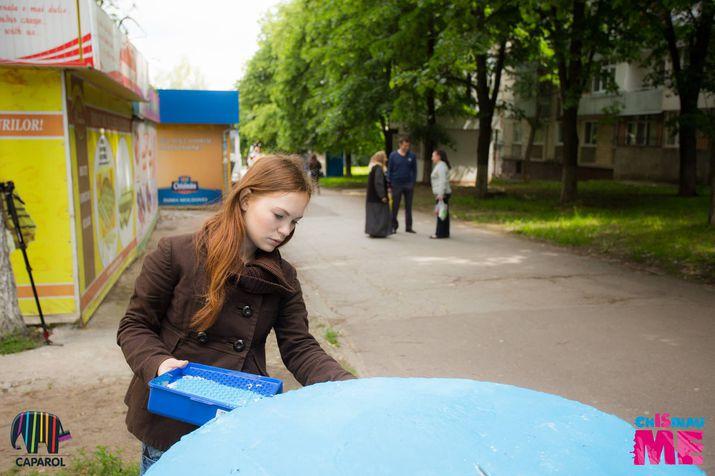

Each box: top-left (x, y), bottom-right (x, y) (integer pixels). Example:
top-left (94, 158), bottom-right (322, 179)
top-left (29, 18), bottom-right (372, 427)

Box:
top-left (147, 362), bottom-right (282, 426)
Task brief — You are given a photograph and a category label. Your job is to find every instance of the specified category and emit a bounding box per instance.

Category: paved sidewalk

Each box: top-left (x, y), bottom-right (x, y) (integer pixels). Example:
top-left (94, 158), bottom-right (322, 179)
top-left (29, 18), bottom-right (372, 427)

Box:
top-left (285, 188), bottom-right (715, 472)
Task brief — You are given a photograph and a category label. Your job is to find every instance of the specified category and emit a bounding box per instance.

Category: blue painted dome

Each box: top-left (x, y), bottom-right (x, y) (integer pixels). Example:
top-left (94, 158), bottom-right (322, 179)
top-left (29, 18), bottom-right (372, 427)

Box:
top-left (148, 378), bottom-right (704, 475)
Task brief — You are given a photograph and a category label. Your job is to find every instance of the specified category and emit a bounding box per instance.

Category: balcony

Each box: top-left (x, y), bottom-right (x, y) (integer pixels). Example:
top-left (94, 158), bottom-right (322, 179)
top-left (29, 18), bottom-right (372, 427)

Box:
top-left (578, 88), bottom-right (663, 116)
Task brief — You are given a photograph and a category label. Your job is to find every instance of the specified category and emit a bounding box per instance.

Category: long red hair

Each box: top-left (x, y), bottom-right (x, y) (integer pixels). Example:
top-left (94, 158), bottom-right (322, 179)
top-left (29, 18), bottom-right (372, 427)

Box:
top-left (191, 155), bottom-right (312, 331)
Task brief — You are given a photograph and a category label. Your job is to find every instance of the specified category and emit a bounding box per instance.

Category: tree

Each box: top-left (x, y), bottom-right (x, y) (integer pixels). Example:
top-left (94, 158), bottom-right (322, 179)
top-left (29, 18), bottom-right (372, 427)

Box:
top-left (239, 1), bottom-right (390, 157)
top-left (389, 2), bottom-right (448, 184)
top-left (640, 0), bottom-right (715, 197)
top-left (506, 56), bottom-right (559, 182)
top-left (529, 0), bottom-right (637, 202)
top-left (0, 216), bottom-right (25, 339)
top-left (429, 0), bottom-right (523, 197)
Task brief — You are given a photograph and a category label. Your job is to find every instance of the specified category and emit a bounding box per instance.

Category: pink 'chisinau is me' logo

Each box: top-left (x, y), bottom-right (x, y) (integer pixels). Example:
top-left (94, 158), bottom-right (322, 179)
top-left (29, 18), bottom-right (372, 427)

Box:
top-left (632, 413), bottom-right (705, 466)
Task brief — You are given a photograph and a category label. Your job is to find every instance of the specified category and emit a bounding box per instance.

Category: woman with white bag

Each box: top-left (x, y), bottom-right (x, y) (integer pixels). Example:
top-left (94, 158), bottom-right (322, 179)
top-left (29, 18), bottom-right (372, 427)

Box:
top-left (430, 150), bottom-right (452, 239)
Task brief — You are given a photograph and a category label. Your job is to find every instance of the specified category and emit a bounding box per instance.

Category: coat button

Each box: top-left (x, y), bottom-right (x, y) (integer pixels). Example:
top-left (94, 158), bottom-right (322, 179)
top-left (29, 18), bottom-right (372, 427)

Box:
top-left (233, 339), bottom-right (245, 352)
top-left (241, 305), bottom-right (253, 318)
top-left (196, 331), bottom-right (208, 344)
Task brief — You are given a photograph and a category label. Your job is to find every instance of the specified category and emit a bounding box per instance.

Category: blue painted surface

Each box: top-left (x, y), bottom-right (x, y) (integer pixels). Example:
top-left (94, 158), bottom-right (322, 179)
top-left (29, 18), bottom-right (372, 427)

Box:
top-left (325, 152), bottom-right (344, 177)
top-left (158, 188), bottom-right (221, 206)
top-left (146, 378), bottom-right (705, 475)
top-left (158, 89), bottom-right (239, 124)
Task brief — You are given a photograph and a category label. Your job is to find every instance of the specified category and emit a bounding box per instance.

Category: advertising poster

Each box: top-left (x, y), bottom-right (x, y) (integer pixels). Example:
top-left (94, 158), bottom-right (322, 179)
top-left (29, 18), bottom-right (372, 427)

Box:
top-left (156, 124), bottom-right (225, 206)
top-left (66, 73), bottom-right (138, 321)
top-left (132, 120), bottom-right (158, 245)
top-left (0, 0), bottom-right (93, 67)
top-left (0, 67), bottom-right (76, 317)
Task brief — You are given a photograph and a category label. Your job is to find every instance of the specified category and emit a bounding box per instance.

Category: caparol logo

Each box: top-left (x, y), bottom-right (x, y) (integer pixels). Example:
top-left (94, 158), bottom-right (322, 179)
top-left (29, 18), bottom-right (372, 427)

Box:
top-left (10, 410), bottom-right (71, 468)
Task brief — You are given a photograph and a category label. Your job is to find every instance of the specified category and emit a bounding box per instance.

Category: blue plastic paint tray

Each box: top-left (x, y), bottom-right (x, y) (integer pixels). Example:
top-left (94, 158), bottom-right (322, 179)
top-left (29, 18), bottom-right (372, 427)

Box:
top-left (147, 362), bottom-right (283, 426)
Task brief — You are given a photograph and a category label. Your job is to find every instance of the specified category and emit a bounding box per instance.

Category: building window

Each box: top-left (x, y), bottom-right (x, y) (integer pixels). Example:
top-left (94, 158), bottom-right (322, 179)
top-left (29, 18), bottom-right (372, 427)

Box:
top-left (625, 117), bottom-right (658, 146)
top-left (584, 122), bottom-right (598, 146)
top-left (556, 123), bottom-right (563, 145)
top-left (592, 65), bottom-right (616, 94)
top-left (664, 112), bottom-right (678, 147)
top-left (512, 123), bottom-right (522, 144)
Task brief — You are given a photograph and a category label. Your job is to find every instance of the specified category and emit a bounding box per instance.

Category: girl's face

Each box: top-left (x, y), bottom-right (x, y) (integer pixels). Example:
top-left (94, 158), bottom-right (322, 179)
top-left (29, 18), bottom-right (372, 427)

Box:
top-left (431, 151), bottom-right (440, 164)
top-left (241, 191), bottom-right (309, 252)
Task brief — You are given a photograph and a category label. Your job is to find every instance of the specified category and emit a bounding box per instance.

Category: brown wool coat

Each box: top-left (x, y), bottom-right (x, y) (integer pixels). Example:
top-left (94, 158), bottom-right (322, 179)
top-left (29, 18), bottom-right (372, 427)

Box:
top-left (117, 233), bottom-right (355, 451)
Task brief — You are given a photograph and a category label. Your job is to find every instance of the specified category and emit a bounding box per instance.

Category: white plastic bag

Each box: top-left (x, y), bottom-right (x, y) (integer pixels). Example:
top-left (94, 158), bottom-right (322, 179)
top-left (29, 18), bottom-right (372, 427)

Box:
top-left (435, 199), bottom-right (448, 221)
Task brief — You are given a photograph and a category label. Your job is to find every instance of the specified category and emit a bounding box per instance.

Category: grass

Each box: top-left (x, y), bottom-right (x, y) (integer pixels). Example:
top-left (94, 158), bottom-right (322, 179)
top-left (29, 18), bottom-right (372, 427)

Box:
top-left (320, 174), bottom-right (368, 189)
top-left (320, 165), bottom-right (369, 189)
top-left (317, 167), bottom-right (714, 282)
top-left (0, 328), bottom-right (45, 355)
top-left (324, 327), bottom-right (341, 347)
top-left (321, 173), bottom-right (714, 283)
top-left (3, 446), bottom-right (138, 476)
top-left (410, 179), bottom-right (714, 282)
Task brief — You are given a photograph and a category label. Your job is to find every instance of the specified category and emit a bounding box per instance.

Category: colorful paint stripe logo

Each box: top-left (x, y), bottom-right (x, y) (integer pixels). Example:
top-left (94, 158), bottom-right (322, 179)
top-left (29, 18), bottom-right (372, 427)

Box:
top-left (10, 411), bottom-right (72, 454)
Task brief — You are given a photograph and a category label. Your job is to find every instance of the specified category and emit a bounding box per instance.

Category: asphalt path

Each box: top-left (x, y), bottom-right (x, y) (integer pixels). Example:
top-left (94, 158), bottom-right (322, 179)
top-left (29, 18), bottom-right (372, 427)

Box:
top-left (283, 188), bottom-right (715, 472)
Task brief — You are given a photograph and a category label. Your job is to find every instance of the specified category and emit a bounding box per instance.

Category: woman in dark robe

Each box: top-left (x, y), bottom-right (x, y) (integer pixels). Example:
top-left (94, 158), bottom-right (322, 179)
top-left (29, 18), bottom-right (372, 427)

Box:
top-left (365, 151), bottom-right (391, 238)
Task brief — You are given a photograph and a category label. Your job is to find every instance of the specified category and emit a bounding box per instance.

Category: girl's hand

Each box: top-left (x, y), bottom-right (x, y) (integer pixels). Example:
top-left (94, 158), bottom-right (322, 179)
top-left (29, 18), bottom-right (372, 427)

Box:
top-left (157, 358), bottom-right (189, 376)
top-left (436, 195), bottom-right (443, 201)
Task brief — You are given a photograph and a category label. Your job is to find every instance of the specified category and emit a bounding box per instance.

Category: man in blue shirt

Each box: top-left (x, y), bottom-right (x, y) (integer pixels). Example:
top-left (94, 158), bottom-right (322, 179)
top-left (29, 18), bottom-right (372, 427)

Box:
top-left (387, 136), bottom-right (418, 233)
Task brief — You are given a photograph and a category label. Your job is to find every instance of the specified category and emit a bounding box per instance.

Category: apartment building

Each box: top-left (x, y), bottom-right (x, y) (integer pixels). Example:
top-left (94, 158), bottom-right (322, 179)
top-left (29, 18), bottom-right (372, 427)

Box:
top-left (498, 62), bottom-right (713, 183)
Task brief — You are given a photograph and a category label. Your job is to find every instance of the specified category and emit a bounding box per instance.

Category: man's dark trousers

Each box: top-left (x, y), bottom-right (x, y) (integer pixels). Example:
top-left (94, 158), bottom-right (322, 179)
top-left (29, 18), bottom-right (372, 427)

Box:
top-left (391, 183), bottom-right (414, 232)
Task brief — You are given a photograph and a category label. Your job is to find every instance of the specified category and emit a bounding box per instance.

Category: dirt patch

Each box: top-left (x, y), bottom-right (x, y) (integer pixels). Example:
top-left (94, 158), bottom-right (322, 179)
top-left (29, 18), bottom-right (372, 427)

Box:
top-left (0, 366), bottom-right (301, 474)
top-left (1, 379), bottom-right (138, 474)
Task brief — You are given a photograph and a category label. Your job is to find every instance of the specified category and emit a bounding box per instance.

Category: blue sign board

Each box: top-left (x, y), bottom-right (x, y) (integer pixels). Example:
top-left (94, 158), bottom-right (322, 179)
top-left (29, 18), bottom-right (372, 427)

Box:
top-left (158, 176), bottom-right (222, 206)
top-left (158, 90), bottom-right (239, 125)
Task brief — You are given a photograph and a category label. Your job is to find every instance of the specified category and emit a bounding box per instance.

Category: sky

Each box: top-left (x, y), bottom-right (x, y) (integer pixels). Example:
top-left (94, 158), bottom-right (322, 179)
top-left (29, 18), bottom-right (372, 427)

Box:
top-left (118, 0), bottom-right (285, 90)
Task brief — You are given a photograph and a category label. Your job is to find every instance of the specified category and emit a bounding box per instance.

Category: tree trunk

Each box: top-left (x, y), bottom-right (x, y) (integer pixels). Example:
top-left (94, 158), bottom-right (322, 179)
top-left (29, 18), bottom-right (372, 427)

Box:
top-left (423, 89), bottom-right (437, 185)
top-left (560, 106), bottom-right (579, 203)
top-left (0, 216), bottom-right (26, 339)
top-left (523, 120), bottom-right (536, 182)
top-left (381, 119), bottom-right (393, 155)
top-left (422, 16), bottom-right (437, 185)
top-left (678, 99), bottom-right (698, 197)
top-left (709, 136), bottom-right (715, 226)
top-left (345, 151), bottom-right (352, 177)
top-left (476, 115), bottom-right (492, 198)
top-left (522, 102), bottom-right (542, 182)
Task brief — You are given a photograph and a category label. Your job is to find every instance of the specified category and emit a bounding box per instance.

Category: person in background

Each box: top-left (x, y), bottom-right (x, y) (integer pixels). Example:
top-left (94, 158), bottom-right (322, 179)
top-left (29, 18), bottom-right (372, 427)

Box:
top-left (365, 151), bottom-right (391, 238)
top-left (247, 143), bottom-right (262, 168)
top-left (430, 149), bottom-right (452, 239)
top-left (387, 136), bottom-right (417, 234)
top-left (308, 154), bottom-right (322, 195)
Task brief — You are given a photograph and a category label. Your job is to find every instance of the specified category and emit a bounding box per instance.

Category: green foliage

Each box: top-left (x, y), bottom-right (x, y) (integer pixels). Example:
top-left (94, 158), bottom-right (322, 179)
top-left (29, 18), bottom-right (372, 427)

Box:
top-left (63, 446), bottom-right (138, 476)
top-left (638, 1), bottom-right (715, 134)
top-left (238, 0), bottom-right (475, 157)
